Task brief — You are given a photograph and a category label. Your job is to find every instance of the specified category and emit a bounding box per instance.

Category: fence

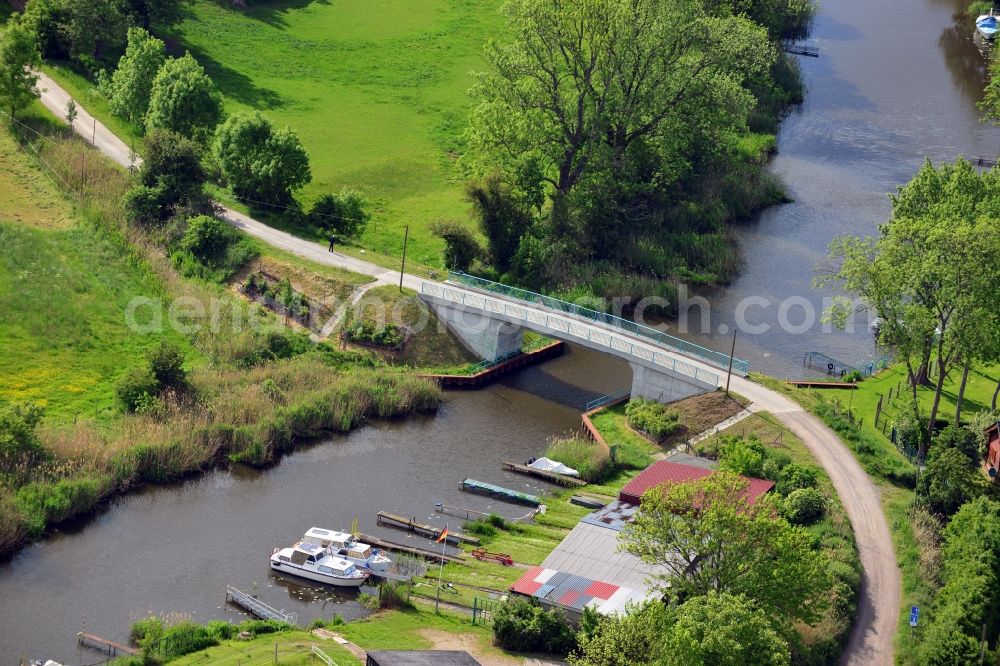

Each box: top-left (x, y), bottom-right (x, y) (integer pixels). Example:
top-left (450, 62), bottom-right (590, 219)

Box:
top-left (421, 281), bottom-right (722, 388)
top-left (585, 388), bottom-right (631, 412)
top-left (472, 596), bottom-right (502, 625)
top-left (311, 644), bottom-right (341, 665)
top-left (446, 271), bottom-right (749, 375)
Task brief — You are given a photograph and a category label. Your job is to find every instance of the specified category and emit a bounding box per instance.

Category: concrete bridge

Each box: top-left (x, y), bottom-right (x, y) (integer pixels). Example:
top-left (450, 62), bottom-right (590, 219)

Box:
top-left (420, 273), bottom-right (749, 404)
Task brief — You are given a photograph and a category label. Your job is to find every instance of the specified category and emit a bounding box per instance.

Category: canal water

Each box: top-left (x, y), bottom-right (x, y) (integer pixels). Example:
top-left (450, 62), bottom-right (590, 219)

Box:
top-left (3, 0), bottom-right (1000, 661)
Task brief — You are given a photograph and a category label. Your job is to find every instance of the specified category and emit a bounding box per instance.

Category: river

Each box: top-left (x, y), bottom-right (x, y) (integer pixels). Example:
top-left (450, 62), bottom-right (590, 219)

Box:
top-left (3, 0), bottom-right (999, 661)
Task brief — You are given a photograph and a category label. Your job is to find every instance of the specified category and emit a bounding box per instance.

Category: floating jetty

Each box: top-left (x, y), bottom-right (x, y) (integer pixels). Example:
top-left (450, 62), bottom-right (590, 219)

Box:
top-left (77, 631), bottom-right (138, 657)
top-left (225, 585), bottom-right (297, 624)
top-left (502, 461), bottom-right (586, 487)
top-left (376, 511), bottom-right (480, 545)
top-left (570, 495), bottom-right (606, 510)
top-left (460, 479), bottom-right (541, 506)
top-left (356, 532), bottom-right (465, 564)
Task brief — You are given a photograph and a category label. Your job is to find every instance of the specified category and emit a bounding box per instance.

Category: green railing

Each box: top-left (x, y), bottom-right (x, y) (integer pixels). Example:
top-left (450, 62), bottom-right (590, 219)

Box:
top-left (447, 271), bottom-right (749, 375)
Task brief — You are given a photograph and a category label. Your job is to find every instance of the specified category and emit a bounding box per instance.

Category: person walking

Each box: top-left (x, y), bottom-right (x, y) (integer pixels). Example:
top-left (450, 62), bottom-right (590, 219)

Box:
top-left (328, 233), bottom-right (337, 252)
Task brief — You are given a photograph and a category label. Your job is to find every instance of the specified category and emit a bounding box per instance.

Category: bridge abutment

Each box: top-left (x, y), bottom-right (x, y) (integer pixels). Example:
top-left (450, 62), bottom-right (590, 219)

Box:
top-left (427, 300), bottom-right (524, 360)
top-left (629, 362), bottom-right (717, 403)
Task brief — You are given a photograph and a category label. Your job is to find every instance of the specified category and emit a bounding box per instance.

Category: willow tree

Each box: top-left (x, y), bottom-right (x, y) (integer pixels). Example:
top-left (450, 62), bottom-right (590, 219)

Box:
top-left (464, 0), bottom-right (774, 233)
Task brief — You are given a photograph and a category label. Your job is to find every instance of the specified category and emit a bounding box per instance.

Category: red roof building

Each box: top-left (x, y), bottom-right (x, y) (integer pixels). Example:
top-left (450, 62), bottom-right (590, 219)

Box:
top-left (985, 423), bottom-right (1000, 482)
top-left (619, 460), bottom-right (774, 506)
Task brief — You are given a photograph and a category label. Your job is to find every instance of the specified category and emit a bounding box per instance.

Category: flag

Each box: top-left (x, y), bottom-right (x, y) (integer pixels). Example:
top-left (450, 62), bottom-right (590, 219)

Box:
top-left (436, 527), bottom-right (449, 543)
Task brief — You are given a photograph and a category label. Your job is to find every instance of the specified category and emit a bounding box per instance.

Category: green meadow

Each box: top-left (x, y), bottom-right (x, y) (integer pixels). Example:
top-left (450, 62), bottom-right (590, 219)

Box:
top-left (170, 0), bottom-right (504, 267)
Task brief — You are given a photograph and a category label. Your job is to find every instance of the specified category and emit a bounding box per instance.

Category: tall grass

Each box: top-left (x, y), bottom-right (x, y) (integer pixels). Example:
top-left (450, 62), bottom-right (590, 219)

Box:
top-left (545, 435), bottom-right (613, 483)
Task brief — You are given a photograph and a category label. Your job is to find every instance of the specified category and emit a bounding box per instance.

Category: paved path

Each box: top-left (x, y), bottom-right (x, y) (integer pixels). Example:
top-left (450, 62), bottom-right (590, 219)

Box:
top-left (35, 74), bottom-right (901, 665)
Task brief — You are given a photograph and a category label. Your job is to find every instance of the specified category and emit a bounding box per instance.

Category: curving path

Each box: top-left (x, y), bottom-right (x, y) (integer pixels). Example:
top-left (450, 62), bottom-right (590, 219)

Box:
top-left (34, 73), bottom-right (900, 665)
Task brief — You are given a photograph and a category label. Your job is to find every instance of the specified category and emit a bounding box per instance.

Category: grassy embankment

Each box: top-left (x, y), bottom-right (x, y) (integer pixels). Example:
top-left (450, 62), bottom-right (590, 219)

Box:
top-left (752, 362), bottom-right (1000, 665)
top-left (0, 108), bottom-right (444, 554)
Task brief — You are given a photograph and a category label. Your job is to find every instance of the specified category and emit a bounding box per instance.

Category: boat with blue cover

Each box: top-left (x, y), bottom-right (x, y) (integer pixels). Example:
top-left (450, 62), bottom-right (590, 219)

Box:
top-left (977, 12), bottom-right (998, 40)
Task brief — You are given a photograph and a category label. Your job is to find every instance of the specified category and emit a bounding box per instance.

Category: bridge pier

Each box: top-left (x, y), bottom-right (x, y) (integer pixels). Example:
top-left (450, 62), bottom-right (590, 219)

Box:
top-left (629, 362), bottom-right (717, 403)
top-left (427, 300), bottom-right (524, 360)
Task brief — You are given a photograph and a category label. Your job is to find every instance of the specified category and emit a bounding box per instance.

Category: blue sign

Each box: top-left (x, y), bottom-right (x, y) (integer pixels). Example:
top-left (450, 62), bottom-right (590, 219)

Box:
top-left (909, 606), bottom-right (920, 627)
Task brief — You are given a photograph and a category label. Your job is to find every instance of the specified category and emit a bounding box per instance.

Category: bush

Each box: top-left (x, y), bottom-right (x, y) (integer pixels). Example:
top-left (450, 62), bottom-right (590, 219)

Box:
top-left (0, 402), bottom-right (47, 467)
top-left (205, 619), bottom-right (236, 640)
top-left (625, 398), bottom-right (680, 440)
top-left (430, 220), bottom-right (483, 271)
top-left (775, 462), bottom-right (819, 496)
top-left (130, 615), bottom-right (164, 646)
top-left (782, 487), bottom-right (826, 524)
top-left (175, 215), bottom-right (258, 281)
top-left (149, 341), bottom-right (188, 390)
top-left (309, 189), bottom-right (370, 237)
top-left (492, 597), bottom-right (577, 655)
top-left (545, 435), bottom-right (613, 483)
top-left (158, 621), bottom-right (217, 658)
top-left (123, 184), bottom-right (164, 226)
top-left (116, 367), bottom-right (160, 412)
top-left (717, 435), bottom-right (767, 477)
top-left (236, 619), bottom-right (291, 635)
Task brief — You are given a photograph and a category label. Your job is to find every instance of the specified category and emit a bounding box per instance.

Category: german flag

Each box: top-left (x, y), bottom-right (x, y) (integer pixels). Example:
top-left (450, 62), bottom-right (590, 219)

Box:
top-left (436, 527), bottom-right (449, 543)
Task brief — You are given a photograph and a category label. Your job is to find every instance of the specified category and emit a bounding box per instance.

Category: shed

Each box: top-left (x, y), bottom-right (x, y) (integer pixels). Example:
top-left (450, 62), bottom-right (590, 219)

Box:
top-left (619, 460), bottom-right (773, 506)
top-left (366, 651), bottom-right (483, 666)
top-left (985, 422), bottom-right (1000, 481)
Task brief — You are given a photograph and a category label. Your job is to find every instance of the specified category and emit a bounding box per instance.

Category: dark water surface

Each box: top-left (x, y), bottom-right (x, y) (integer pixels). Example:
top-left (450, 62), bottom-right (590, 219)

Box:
top-left (4, 0), bottom-right (1000, 661)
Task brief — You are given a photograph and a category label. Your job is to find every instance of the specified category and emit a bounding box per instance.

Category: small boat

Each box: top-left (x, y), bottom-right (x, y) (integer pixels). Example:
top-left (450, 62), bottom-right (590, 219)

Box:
top-left (270, 541), bottom-right (370, 587)
top-left (977, 13), bottom-right (998, 40)
top-left (301, 527), bottom-right (393, 574)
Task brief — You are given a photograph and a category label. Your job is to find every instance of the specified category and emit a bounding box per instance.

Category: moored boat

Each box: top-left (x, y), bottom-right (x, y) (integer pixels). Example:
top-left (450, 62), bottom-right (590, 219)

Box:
top-left (302, 527), bottom-right (393, 574)
top-left (269, 541), bottom-right (370, 587)
top-left (977, 13), bottom-right (998, 40)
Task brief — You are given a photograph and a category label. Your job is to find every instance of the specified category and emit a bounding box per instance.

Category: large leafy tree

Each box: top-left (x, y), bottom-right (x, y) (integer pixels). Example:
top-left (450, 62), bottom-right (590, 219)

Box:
top-left (107, 27), bottom-right (165, 128)
top-left (145, 52), bottom-right (224, 143)
top-left (214, 111), bottom-right (311, 204)
top-left (664, 592), bottom-right (789, 666)
top-left (822, 159), bottom-right (1000, 458)
top-left (571, 602), bottom-right (674, 666)
top-left (0, 15), bottom-right (41, 120)
top-left (620, 471), bottom-right (830, 628)
top-left (465, 0), bottom-right (773, 233)
top-left (115, 0), bottom-right (190, 31)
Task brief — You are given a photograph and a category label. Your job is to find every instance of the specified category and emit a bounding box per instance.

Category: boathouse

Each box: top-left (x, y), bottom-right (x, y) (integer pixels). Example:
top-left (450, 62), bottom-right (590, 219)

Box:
top-left (985, 422), bottom-right (1000, 481)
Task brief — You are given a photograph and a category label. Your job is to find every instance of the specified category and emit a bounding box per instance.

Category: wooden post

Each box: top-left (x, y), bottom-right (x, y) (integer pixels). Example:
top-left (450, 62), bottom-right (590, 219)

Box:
top-left (725, 331), bottom-right (737, 397)
top-left (399, 225), bottom-right (409, 292)
top-left (92, 117), bottom-right (97, 146)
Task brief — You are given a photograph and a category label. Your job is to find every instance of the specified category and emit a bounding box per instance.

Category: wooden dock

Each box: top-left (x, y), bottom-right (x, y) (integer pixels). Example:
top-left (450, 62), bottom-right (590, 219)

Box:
top-left (357, 532), bottom-right (465, 564)
top-left (502, 461), bottom-right (586, 487)
top-left (421, 341), bottom-right (565, 388)
top-left (77, 631), bottom-right (139, 656)
top-left (790, 380), bottom-right (857, 389)
top-left (783, 43), bottom-right (819, 57)
top-left (376, 511), bottom-right (480, 545)
top-left (461, 479), bottom-right (541, 506)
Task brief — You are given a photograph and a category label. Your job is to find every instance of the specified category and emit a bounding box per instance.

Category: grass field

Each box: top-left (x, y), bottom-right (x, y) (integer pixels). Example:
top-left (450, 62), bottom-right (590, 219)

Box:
top-left (0, 131), bottom-right (191, 422)
top-left (169, 0), bottom-right (504, 268)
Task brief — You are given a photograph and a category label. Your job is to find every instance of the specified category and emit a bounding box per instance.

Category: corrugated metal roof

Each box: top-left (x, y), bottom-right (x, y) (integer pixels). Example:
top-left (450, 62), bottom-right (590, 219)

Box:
top-left (540, 522), bottom-right (662, 591)
top-left (619, 460), bottom-right (774, 506)
top-left (580, 499), bottom-right (638, 531)
top-left (663, 452), bottom-right (718, 470)
top-left (509, 564), bottom-right (657, 615)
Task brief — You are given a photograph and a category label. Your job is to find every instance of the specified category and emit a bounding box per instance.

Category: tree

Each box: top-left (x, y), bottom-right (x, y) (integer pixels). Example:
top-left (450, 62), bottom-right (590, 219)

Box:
top-left (145, 52), bottom-right (224, 143)
top-left (65, 98), bottom-right (78, 127)
top-left (308, 190), bottom-right (370, 237)
top-left (0, 402), bottom-right (47, 468)
top-left (214, 111), bottom-right (311, 204)
top-left (138, 128), bottom-right (206, 209)
top-left (107, 27), bottom-right (165, 128)
top-left (466, 173), bottom-right (535, 273)
top-left (664, 593), bottom-right (789, 666)
top-left (61, 0), bottom-right (126, 61)
top-left (0, 15), bottom-right (42, 120)
top-left (180, 215), bottom-right (234, 265)
top-left (821, 159), bottom-right (1000, 458)
top-left (115, 0), bottom-right (190, 31)
top-left (148, 340), bottom-right (187, 390)
top-left (620, 471), bottom-right (830, 627)
top-left (570, 601), bottom-right (673, 666)
top-left (430, 220), bottom-right (483, 272)
top-left (465, 0), bottom-right (773, 232)
top-left (917, 446), bottom-right (984, 517)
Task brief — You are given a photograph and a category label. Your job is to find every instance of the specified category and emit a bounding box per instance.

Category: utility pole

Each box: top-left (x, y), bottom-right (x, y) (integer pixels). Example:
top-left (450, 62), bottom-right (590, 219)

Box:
top-left (725, 330), bottom-right (737, 397)
top-left (434, 523), bottom-right (447, 613)
top-left (399, 225), bottom-right (409, 292)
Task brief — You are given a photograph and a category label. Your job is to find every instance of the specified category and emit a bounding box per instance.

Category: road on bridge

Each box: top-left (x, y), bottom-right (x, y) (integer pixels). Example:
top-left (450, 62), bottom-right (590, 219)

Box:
top-left (35, 73), bottom-right (900, 666)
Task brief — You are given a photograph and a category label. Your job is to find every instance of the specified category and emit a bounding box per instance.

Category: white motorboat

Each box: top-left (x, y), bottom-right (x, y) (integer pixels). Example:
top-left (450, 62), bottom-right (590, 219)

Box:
top-left (977, 12), bottom-right (999, 40)
top-left (269, 541), bottom-right (370, 587)
top-left (302, 527), bottom-right (393, 574)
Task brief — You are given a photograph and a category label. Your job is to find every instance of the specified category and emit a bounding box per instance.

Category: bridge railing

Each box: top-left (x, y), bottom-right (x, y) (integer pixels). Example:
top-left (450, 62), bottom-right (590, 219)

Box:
top-left (421, 281), bottom-right (721, 387)
top-left (446, 271), bottom-right (749, 375)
